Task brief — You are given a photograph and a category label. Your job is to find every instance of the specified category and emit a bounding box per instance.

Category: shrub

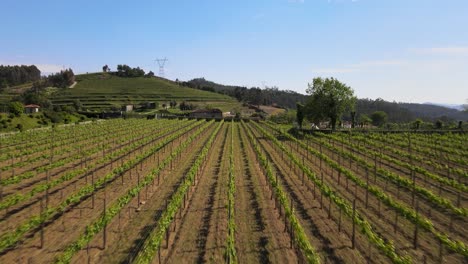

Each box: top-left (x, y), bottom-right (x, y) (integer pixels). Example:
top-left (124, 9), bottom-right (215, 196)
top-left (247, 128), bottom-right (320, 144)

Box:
top-left (8, 101), bottom-right (24, 117)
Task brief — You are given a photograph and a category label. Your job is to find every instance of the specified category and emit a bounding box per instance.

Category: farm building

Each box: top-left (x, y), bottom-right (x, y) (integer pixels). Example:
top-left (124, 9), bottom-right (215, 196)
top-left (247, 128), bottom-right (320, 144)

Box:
top-left (122, 104), bottom-right (134, 112)
top-left (223, 111), bottom-right (236, 118)
top-left (24, 104), bottom-right (40, 113)
top-left (190, 108), bottom-right (223, 119)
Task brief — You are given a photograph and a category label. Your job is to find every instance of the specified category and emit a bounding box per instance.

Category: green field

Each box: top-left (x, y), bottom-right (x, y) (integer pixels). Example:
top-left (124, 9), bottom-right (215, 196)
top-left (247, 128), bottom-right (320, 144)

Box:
top-left (0, 82), bottom-right (33, 106)
top-left (50, 73), bottom-right (240, 112)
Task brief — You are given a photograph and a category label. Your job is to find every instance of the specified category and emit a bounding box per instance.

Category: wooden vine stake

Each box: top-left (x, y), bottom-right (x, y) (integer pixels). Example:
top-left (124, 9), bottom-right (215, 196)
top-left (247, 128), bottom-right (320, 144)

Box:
top-left (394, 209), bottom-right (398, 234)
top-left (137, 172), bottom-right (141, 207)
top-left (301, 156), bottom-right (305, 185)
top-left (92, 171), bottom-right (95, 209)
top-left (319, 143), bottom-right (323, 172)
top-left (411, 169), bottom-right (416, 206)
top-left (320, 173), bottom-right (324, 209)
top-left (413, 200), bottom-right (419, 249)
top-left (0, 170), bottom-right (2, 208)
top-left (365, 167), bottom-right (369, 208)
top-left (374, 154), bottom-right (377, 183)
top-left (290, 200), bottom-right (294, 249)
top-left (103, 188), bottom-right (107, 250)
top-left (352, 199), bottom-right (356, 249)
top-left (46, 155), bottom-right (51, 207)
top-left (438, 239), bottom-right (443, 263)
top-left (40, 197), bottom-right (45, 249)
top-left (338, 206), bottom-right (342, 232)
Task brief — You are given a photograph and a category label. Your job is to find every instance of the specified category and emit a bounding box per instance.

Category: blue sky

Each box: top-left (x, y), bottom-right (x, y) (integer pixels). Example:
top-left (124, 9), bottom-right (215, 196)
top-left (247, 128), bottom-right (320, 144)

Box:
top-left (1, 0), bottom-right (467, 104)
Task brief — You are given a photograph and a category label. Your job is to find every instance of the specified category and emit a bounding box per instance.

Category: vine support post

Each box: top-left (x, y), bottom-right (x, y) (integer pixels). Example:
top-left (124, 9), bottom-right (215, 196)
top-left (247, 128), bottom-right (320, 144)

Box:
top-left (289, 200), bottom-right (294, 249)
top-left (449, 215), bottom-right (453, 232)
top-left (40, 197), bottom-right (45, 249)
top-left (365, 167), bottom-right (369, 208)
top-left (302, 156), bottom-right (305, 185)
top-left (352, 199), bottom-right (356, 249)
top-left (338, 206), bottom-right (342, 232)
top-left (158, 248), bottom-right (161, 263)
top-left (397, 180), bottom-right (400, 199)
top-left (137, 172), bottom-right (141, 206)
top-left (92, 171), bottom-right (95, 209)
top-left (87, 242), bottom-right (91, 264)
top-left (392, 208), bottom-right (398, 233)
top-left (413, 200), bottom-right (419, 249)
top-left (44, 171), bottom-right (50, 208)
top-left (320, 173), bottom-right (324, 209)
top-left (313, 180), bottom-right (316, 199)
top-left (438, 239), bottom-right (443, 263)
top-left (103, 191), bottom-right (107, 250)
top-left (319, 144), bottom-right (323, 172)
top-left (411, 169), bottom-right (416, 206)
top-left (0, 177), bottom-right (3, 204)
top-left (373, 154), bottom-right (377, 183)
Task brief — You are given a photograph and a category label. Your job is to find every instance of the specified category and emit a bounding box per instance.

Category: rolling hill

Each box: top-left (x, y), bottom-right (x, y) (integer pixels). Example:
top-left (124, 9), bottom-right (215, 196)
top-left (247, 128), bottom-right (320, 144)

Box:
top-left (49, 73), bottom-right (240, 112)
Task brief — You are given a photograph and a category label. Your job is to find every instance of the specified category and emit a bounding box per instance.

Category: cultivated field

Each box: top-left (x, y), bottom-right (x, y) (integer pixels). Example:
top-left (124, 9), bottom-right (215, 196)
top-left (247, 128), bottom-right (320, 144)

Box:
top-left (0, 119), bottom-right (466, 263)
top-left (50, 74), bottom-right (238, 112)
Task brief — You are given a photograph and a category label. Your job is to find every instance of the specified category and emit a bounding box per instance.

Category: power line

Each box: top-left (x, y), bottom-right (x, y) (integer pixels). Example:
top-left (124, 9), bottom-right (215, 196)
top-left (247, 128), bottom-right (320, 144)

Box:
top-left (155, 58), bottom-right (168, 78)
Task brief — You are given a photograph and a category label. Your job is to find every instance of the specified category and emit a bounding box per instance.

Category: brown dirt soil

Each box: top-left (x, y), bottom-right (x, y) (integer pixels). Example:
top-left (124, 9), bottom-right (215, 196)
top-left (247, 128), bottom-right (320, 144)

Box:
top-left (257, 123), bottom-right (467, 263)
top-left (1, 120), bottom-right (466, 264)
top-left (246, 123), bottom-right (372, 263)
top-left (235, 123), bottom-right (299, 263)
top-left (0, 121), bottom-right (189, 235)
top-left (162, 123), bottom-right (229, 264)
top-left (304, 134), bottom-right (467, 245)
top-left (0, 121), bottom-right (199, 263)
top-left (71, 123), bottom-right (216, 263)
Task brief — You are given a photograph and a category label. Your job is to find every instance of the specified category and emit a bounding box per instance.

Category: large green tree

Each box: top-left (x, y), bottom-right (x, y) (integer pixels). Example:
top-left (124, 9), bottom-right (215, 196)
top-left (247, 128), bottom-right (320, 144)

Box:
top-left (371, 111), bottom-right (387, 127)
top-left (9, 101), bottom-right (24, 116)
top-left (305, 77), bottom-right (356, 130)
top-left (359, 114), bottom-right (372, 127)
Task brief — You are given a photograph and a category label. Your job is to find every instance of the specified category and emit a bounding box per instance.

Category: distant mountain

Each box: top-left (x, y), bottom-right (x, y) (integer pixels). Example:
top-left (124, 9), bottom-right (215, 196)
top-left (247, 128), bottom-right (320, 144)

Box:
top-left (353, 99), bottom-right (467, 122)
top-left (423, 102), bottom-right (464, 111)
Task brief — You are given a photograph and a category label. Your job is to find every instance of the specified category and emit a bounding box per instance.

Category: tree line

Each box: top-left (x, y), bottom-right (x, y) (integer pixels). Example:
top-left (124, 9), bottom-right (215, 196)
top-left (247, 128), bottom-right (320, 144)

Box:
top-left (0, 65), bottom-right (75, 90)
top-left (180, 78), bottom-right (307, 109)
top-left (0, 65), bottom-right (41, 89)
top-left (295, 77), bottom-right (466, 130)
top-left (114, 64), bottom-right (154, 78)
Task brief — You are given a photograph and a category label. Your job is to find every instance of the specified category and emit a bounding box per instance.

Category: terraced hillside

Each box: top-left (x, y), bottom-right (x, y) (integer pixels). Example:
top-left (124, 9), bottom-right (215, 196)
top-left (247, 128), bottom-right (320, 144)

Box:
top-left (50, 73), bottom-right (239, 111)
top-left (0, 82), bottom-right (33, 107)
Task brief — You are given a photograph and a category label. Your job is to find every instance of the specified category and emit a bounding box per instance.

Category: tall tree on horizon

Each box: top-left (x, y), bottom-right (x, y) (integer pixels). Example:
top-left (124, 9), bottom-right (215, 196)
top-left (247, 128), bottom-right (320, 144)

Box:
top-left (305, 77), bottom-right (356, 130)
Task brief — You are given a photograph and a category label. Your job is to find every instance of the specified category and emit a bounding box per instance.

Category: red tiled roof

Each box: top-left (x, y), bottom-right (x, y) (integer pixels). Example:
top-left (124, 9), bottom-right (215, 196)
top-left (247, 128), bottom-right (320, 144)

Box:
top-left (25, 104), bottom-right (40, 108)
